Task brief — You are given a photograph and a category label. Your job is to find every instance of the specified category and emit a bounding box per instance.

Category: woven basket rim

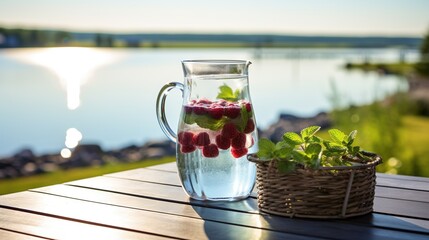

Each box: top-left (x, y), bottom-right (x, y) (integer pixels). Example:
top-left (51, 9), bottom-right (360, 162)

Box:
top-left (248, 151), bottom-right (382, 171)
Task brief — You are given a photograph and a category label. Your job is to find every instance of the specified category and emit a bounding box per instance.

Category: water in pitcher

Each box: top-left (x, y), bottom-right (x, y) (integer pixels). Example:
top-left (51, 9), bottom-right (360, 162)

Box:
top-left (176, 77), bottom-right (257, 201)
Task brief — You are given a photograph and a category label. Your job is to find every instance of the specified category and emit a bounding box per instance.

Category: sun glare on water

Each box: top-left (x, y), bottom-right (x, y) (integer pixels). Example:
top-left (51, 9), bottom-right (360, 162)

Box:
top-left (8, 47), bottom-right (119, 156)
top-left (15, 47), bottom-right (116, 110)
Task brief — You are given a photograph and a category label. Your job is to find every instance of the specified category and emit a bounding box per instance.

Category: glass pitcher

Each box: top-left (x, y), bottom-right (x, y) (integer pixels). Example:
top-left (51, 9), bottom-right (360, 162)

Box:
top-left (156, 60), bottom-right (258, 201)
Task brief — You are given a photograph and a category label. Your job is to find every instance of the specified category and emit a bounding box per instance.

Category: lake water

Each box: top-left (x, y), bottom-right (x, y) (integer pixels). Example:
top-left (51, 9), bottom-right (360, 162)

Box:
top-left (0, 47), bottom-right (416, 157)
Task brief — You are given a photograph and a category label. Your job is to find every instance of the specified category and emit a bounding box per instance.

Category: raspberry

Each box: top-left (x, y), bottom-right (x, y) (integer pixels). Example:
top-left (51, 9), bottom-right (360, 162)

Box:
top-left (221, 122), bottom-right (238, 139)
top-left (180, 144), bottom-right (196, 153)
top-left (197, 99), bottom-right (212, 104)
top-left (243, 119), bottom-right (255, 134)
top-left (178, 131), bottom-right (195, 145)
top-left (208, 105), bottom-right (224, 119)
top-left (193, 104), bottom-right (207, 115)
top-left (231, 132), bottom-right (246, 149)
top-left (203, 144), bottom-right (219, 158)
top-left (215, 134), bottom-right (231, 150)
top-left (224, 105), bottom-right (241, 118)
top-left (245, 102), bottom-right (252, 112)
top-left (184, 105), bottom-right (193, 114)
top-left (193, 132), bottom-right (211, 146)
top-left (231, 147), bottom-right (248, 158)
top-left (217, 99), bottom-right (228, 106)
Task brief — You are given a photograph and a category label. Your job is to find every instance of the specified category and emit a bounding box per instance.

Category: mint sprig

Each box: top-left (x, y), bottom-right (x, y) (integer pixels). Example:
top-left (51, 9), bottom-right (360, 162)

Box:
top-left (184, 113), bottom-right (228, 131)
top-left (256, 126), bottom-right (365, 173)
top-left (238, 104), bottom-right (250, 132)
top-left (217, 84), bottom-right (241, 102)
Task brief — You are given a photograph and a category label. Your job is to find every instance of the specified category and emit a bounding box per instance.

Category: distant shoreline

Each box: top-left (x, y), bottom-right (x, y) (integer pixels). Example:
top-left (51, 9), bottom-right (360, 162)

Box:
top-left (0, 26), bottom-right (422, 49)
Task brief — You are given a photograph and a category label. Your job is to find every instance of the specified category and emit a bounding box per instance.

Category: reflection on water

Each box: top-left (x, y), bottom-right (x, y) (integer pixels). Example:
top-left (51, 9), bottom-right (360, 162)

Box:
top-left (10, 47), bottom-right (117, 110)
top-left (2, 47), bottom-right (120, 157)
top-left (60, 148), bottom-right (72, 158)
top-left (65, 128), bottom-right (83, 148)
top-left (61, 128), bottom-right (83, 158)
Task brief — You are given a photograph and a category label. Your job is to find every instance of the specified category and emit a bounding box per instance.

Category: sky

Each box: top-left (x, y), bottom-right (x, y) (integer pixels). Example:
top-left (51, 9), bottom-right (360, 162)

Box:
top-left (0, 0), bottom-right (428, 36)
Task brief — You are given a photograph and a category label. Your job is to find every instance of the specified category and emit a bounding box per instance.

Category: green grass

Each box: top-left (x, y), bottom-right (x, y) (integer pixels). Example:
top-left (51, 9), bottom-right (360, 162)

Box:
top-left (354, 115), bottom-right (429, 176)
top-left (318, 115), bottom-right (429, 177)
top-left (0, 157), bottom-right (175, 195)
top-left (345, 62), bottom-right (416, 76)
top-left (329, 96), bottom-right (429, 177)
top-left (397, 115), bottom-right (429, 176)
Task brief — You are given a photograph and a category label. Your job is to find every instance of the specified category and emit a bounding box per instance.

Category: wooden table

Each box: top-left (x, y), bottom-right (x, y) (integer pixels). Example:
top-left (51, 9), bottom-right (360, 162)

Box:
top-left (1, 162), bottom-right (428, 239)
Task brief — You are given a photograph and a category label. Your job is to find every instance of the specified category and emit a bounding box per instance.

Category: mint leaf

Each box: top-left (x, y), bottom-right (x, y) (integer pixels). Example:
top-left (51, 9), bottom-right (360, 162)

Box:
top-left (346, 130), bottom-right (357, 145)
top-left (274, 141), bottom-right (293, 158)
top-left (255, 125), bottom-right (363, 170)
top-left (301, 126), bottom-right (321, 141)
top-left (194, 115), bottom-right (228, 131)
top-left (351, 146), bottom-right (360, 155)
top-left (305, 143), bottom-right (322, 157)
top-left (324, 141), bottom-right (347, 153)
top-left (217, 84), bottom-right (240, 102)
top-left (328, 129), bottom-right (346, 144)
top-left (308, 154), bottom-right (321, 169)
top-left (311, 135), bottom-right (322, 143)
top-left (185, 113), bottom-right (227, 131)
top-left (257, 138), bottom-right (276, 159)
top-left (277, 160), bottom-right (295, 173)
top-left (217, 85), bottom-right (234, 100)
top-left (283, 132), bottom-right (303, 146)
top-left (183, 113), bottom-right (196, 125)
top-left (238, 105), bottom-right (250, 132)
top-left (291, 150), bottom-right (307, 163)
top-left (305, 143), bottom-right (322, 169)
top-left (234, 89), bottom-right (241, 99)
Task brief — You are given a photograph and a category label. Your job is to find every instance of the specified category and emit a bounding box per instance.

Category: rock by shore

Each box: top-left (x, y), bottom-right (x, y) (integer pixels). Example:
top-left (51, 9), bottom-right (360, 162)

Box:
top-left (0, 140), bottom-right (175, 179)
top-left (260, 112), bottom-right (331, 142)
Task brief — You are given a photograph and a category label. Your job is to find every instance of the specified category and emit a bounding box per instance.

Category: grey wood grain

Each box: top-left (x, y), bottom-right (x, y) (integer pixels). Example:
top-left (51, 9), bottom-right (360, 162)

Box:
top-left (32, 184), bottom-right (429, 239)
top-left (0, 208), bottom-right (167, 240)
top-left (0, 191), bottom-right (309, 240)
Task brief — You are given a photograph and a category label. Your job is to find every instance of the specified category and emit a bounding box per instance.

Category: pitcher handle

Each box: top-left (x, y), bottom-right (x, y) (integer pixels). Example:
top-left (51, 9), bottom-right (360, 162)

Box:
top-left (156, 82), bottom-right (184, 143)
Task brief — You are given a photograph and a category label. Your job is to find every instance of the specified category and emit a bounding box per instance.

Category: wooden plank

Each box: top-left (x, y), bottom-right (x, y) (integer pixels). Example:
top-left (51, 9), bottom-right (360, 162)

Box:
top-left (376, 177), bottom-right (429, 191)
top-left (351, 213), bottom-right (429, 233)
top-left (0, 228), bottom-right (45, 240)
top-left (394, 217), bottom-right (429, 230)
top-left (146, 162), bottom-right (177, 172)
top-left (0, 208), bottom-right (164, 240)
top-left (0, 192), bottom-right (309, 240)
top-left (377, 173), bottom-right (429, 182)
top-left (376, 187), bottom-right (429, 203)
top-left (69, 176), bottom-right (260, 213)
top-left (32, 184), bottom-right (429, 238)
top-left (374, 197), bottom-right (429, 220)
top-left (106, 168), bottom-right (181, 187)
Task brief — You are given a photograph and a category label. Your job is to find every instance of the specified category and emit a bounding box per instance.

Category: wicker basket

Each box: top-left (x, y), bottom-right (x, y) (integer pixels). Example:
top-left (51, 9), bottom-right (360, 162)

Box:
top-left (248, 152), bottom-right (382, 219)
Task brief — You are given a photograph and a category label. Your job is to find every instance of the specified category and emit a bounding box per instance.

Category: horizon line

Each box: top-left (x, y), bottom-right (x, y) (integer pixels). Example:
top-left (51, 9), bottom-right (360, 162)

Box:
top-left (0, 23), bottom-right (424, 39)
